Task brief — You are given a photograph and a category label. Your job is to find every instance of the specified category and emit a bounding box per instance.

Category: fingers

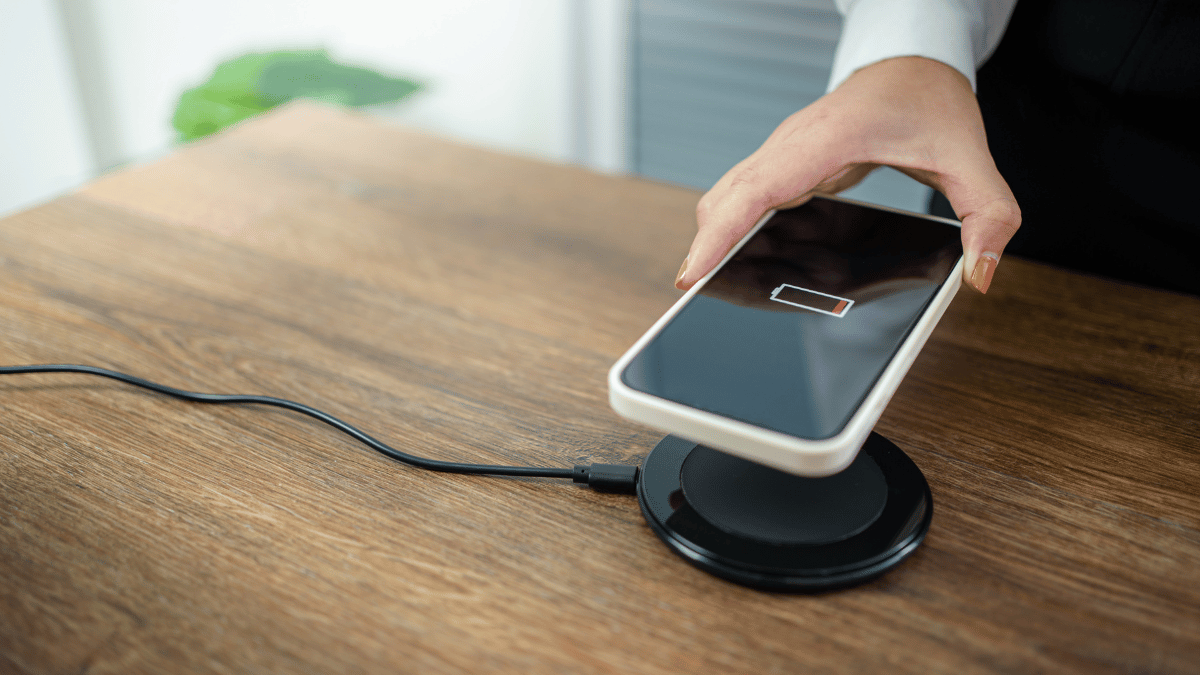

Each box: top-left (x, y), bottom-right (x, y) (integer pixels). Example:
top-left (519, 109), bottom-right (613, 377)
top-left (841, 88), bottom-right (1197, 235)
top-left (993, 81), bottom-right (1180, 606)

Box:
top-left (677, 129), bottom-right (869, 290)
top-left (677, 161), bottom-right (815, 290)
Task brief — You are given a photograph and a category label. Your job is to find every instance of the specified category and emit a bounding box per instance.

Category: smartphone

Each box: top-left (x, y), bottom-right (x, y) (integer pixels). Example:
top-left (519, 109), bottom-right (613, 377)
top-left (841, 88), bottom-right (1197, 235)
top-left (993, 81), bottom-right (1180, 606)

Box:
top-left (609, 194), bottom-right (963, 477)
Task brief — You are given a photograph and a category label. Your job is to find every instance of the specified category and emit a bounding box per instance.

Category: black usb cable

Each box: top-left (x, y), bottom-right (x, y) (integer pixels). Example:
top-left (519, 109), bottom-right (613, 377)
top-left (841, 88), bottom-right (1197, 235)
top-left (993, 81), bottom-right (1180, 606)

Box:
top-left (0, 364), bottom-right (639, 494)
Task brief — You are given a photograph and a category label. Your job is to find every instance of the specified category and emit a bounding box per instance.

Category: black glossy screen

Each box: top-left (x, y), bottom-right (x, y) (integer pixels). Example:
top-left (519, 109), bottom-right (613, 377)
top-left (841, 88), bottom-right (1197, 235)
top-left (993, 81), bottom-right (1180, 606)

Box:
top-left (622, 197), bottom-right (962, 440)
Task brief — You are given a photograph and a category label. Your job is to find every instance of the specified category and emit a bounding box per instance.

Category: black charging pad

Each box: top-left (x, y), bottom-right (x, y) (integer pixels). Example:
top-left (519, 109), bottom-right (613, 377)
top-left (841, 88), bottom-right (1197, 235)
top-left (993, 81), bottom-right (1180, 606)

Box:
top-left (637, 432), bottom-right (932, 592)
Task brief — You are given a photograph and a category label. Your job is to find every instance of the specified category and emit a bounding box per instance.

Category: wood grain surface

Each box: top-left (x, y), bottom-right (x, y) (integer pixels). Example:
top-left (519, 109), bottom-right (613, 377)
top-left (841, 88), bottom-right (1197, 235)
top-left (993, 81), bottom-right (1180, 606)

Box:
top-left (1, 102), bottom-right (1197, 674)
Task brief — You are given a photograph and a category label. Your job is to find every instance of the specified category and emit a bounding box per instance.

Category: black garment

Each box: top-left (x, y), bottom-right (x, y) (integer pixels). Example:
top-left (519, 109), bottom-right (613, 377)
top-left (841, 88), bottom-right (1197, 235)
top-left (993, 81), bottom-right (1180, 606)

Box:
top-left (930, 0), bottom-right (1200, 295)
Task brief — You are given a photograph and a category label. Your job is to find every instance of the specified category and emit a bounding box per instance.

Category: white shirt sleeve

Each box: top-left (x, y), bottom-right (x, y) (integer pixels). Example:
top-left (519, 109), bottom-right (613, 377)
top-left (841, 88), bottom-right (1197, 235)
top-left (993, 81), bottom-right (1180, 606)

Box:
top-left (827, 0), bottom-right (1019, 92)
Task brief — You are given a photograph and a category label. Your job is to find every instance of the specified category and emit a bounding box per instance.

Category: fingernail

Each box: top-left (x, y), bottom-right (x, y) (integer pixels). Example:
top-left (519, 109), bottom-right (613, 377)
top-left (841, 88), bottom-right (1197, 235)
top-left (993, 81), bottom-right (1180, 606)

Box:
top-left (970, 251), bottom-right (1000, 294)
top-left (675, 255), bottom-right (690, 287)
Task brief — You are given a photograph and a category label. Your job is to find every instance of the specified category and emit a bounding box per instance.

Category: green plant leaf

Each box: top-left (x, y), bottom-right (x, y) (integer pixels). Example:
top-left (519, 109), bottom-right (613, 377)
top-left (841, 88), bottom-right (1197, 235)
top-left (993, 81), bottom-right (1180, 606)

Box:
top-left (172, 49), bottom-right (422, 142)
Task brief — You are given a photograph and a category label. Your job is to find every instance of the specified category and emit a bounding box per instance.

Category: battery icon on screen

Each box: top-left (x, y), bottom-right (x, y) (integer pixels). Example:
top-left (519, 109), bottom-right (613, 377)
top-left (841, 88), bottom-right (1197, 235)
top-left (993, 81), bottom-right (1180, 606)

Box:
top-left (769, 284), bottom-right (853, 317)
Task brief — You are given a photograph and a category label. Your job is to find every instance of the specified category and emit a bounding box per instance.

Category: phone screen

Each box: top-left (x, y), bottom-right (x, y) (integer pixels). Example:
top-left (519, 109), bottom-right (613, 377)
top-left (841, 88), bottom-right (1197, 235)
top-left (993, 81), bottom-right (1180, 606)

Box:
top-left (621, 197), bottom-right (962, 441)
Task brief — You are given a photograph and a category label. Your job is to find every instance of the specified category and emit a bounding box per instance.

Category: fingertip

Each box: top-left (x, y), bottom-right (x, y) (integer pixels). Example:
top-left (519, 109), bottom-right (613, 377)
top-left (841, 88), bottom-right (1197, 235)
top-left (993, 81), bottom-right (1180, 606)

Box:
top-left (967, 251), bottom-right (1000, 294)
top-left (952, 194), bottom-right (1020, 295)
top-left (674, 256), bottom-right (690, 289)
top-left (677, 253), bottom-right (707, 290)
top-left (676, 222), bottom-right (731, 289)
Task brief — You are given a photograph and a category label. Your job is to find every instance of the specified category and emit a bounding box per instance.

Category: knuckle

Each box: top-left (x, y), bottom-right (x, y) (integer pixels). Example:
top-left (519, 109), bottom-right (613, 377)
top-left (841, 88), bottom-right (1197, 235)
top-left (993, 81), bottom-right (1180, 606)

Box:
top-left (991, 197), bottom-right (1022, 224)
top-left (695, 194), bottom-right (716, 222)
top-left (700, 173), bottom-right (770, 224)
top-left (977, 197), bottom-right (1022, 238)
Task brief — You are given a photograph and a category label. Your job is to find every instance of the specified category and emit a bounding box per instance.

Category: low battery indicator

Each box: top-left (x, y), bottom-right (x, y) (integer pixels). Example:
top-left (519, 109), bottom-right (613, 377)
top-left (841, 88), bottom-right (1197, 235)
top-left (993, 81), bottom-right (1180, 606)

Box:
top-left (769, 284), bottom-right (853, 317)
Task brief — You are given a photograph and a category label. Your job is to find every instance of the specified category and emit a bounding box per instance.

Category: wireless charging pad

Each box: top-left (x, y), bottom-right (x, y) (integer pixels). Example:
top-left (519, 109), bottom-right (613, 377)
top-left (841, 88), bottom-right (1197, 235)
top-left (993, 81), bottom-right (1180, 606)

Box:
top-left (637, 432), bottom-right (932, 592)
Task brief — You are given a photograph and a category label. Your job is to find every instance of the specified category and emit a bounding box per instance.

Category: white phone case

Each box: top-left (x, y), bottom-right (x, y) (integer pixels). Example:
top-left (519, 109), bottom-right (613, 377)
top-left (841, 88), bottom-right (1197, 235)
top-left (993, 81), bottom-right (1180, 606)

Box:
top-left (608, 194), bottom-right (963, 477)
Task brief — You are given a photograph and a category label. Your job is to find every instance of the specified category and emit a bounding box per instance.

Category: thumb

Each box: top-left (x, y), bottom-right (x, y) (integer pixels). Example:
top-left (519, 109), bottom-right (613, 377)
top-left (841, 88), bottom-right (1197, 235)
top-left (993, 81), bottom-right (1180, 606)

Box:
top-left (933, 163), bottom-right (1022, 294)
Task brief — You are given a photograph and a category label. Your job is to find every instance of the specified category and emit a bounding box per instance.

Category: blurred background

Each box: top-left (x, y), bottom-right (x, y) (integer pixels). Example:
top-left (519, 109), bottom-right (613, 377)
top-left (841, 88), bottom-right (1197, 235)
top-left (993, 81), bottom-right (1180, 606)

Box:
top-left (1, 0), bottom-right (931, 218)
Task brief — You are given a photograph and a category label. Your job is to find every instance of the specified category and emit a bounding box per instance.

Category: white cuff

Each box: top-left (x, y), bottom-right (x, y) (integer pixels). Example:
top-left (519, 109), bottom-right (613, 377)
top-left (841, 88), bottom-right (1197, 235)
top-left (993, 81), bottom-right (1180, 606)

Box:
top-left (827, 0), bottom-right (1012, 93)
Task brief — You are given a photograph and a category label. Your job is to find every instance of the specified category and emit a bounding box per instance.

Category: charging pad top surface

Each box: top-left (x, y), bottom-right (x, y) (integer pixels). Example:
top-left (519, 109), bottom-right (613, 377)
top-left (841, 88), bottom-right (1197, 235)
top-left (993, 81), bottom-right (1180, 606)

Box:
top-left (681, 445), bottom-right (888, 546)
top-left (638, 432), bottom-right (932, 592)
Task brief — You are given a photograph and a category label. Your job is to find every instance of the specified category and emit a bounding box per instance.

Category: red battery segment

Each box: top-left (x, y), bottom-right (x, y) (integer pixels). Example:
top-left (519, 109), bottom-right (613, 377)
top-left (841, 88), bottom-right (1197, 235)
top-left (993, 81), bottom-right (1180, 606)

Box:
top-left (769, 284), bottom-right (854, 317)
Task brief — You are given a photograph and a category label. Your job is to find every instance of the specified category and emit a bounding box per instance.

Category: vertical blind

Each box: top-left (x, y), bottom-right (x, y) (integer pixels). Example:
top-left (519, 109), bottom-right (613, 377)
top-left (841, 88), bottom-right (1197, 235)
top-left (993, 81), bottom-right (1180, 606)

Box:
top-left (631, 0), bottom-right (933, 212)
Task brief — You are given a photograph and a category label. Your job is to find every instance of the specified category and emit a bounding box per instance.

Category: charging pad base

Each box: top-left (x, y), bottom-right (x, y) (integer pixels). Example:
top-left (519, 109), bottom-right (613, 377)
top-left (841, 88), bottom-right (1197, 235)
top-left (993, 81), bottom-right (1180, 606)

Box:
top-left (637, 433), bottom-right (932, 592)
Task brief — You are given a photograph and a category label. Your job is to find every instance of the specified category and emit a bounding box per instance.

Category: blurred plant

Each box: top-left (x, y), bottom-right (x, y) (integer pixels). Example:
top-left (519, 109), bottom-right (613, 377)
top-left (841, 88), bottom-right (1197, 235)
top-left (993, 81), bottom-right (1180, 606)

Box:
top-left (172, 49), bottom-right (422, 142)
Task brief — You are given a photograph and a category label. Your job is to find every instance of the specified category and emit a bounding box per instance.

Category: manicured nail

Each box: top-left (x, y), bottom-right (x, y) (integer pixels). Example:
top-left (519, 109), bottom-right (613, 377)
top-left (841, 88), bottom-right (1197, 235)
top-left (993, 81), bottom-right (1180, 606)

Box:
top-left (675, 255), bottom-right (690, 287)
top-left (970, 251), bottom-right (1000, 294)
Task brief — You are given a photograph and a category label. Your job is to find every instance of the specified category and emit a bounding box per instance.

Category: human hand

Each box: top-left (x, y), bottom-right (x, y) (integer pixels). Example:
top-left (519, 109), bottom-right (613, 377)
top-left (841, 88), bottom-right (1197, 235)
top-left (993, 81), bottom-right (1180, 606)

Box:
top-left (676, 56), bottom-right (1021, 294)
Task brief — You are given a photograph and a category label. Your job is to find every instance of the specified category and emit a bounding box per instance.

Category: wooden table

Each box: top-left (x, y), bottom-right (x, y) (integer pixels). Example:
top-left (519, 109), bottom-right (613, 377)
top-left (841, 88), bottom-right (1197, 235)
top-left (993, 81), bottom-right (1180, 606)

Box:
top-left (2, 102), bottom-right (1197, 674)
